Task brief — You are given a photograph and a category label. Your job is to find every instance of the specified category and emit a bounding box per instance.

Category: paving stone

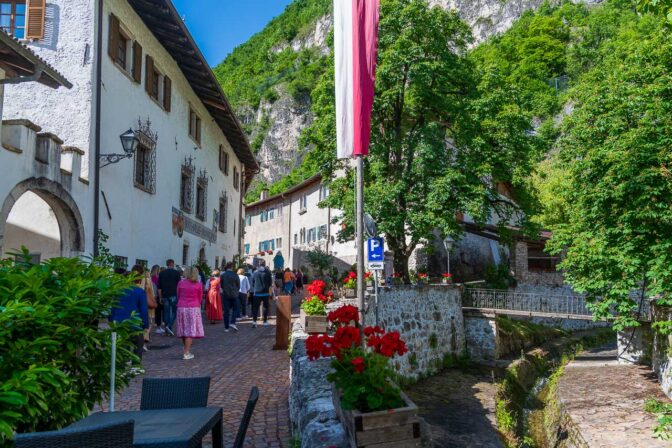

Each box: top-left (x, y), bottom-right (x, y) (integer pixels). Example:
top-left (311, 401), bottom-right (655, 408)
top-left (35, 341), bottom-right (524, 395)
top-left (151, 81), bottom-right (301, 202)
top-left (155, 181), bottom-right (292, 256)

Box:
top-left (558, 344), bottom-right (672, 448)
top-left (97, 315), bottom-right (292, 447)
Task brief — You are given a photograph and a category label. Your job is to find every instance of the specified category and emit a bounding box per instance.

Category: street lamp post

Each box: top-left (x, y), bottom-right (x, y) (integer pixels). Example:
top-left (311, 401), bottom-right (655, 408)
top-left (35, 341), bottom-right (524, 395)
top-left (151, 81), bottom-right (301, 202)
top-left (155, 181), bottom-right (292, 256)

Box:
top-left (99, 129), bottom-right (139, 168)
top-left (443, 235), bottom-right (454, 277)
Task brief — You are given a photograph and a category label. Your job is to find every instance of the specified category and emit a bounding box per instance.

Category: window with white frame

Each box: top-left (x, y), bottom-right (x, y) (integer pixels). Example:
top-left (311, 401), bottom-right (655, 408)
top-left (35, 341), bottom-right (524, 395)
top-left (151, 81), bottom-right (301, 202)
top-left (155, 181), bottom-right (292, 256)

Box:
top-left (318, 224), bottom-right (328, 240)
top-left (319, 185), bottom-right (329, 201)
top-left (276, 237), bottom-right (282, 249)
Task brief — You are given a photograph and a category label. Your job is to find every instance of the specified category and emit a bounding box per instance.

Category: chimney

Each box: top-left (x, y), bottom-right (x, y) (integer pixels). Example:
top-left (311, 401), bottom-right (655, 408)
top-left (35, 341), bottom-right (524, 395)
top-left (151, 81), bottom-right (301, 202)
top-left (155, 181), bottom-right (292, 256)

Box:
top-left (260, 189), bottom-right (270, 200)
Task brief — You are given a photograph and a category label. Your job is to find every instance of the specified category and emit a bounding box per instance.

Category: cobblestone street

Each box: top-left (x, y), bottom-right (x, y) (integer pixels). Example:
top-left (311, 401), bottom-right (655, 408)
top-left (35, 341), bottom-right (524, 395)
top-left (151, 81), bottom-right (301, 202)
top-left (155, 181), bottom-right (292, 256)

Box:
top-left (99, 310), bottom-right (293, 448)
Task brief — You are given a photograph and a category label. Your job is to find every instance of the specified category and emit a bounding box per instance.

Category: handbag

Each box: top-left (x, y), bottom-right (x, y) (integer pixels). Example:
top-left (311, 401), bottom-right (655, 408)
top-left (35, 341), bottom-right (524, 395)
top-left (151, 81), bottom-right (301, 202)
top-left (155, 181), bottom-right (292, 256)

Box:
top-left (142, 277), bottom-right (158, 309)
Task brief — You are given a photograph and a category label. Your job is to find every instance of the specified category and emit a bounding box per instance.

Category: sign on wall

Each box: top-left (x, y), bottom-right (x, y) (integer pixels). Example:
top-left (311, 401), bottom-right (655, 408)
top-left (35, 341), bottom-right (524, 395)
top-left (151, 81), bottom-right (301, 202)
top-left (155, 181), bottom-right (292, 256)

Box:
top-left (172, 207), bottom-right (216, 244)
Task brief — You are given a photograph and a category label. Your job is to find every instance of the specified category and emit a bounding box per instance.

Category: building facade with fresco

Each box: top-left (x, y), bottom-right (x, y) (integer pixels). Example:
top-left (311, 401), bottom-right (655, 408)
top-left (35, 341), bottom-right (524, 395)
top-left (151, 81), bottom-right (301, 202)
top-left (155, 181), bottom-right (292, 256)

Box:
top-left (1, 0), bottom-right (257, 269)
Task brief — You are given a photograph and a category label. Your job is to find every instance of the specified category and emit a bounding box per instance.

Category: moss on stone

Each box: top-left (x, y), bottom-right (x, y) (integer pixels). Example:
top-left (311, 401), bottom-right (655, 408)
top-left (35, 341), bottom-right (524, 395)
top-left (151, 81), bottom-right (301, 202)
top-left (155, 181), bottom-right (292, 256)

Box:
top-left (494, 329), bottom-right (613, 446)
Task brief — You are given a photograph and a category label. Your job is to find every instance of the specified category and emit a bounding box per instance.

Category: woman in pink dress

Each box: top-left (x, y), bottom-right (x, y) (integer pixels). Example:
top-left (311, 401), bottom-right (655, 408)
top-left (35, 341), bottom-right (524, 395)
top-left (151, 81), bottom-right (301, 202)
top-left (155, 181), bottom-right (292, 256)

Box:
top-left (175, 266), bottom-right (204, 360)
top-left (205, 269), bottom-right (223, 324)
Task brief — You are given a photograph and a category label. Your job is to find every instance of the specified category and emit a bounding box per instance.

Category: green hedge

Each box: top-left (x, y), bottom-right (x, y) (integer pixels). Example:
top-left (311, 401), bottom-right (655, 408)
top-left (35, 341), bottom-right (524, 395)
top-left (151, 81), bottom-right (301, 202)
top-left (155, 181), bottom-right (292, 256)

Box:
top-left (0, 254), bottom-right (139, 443)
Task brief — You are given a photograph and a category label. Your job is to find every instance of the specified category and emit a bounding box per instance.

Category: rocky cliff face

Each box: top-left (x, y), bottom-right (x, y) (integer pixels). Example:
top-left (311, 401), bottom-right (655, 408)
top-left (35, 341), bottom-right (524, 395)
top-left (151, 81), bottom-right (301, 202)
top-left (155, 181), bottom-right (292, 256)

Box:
top-left (248, 0), bottom-right (557, 188)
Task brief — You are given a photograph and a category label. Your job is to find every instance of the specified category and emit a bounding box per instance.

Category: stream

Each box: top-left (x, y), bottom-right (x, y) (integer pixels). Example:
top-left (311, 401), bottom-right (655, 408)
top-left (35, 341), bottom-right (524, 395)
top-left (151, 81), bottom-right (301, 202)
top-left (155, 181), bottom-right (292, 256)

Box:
top-left (406, 365), bottom-right (505, 447)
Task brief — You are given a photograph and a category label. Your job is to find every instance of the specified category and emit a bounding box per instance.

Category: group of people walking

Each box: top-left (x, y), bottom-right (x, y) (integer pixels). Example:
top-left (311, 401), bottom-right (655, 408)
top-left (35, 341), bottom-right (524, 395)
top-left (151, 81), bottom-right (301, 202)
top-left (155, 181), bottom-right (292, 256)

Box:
top-left (111, 259), bottom-right (278, 362)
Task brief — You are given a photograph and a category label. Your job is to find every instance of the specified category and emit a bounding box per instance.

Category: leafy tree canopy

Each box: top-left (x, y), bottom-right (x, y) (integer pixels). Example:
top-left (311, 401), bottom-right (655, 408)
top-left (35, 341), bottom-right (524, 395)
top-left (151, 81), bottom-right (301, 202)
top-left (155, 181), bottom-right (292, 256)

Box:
top-left (546, 15), bottom-right (672, 331)
top-left (307, 0), bottom-right (542, 276)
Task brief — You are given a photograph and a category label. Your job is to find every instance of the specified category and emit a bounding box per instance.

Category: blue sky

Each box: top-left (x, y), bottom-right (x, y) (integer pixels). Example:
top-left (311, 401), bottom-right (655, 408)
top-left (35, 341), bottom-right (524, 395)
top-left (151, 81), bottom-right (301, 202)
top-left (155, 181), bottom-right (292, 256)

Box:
top-left (173, 0), bottom-right (294, 66)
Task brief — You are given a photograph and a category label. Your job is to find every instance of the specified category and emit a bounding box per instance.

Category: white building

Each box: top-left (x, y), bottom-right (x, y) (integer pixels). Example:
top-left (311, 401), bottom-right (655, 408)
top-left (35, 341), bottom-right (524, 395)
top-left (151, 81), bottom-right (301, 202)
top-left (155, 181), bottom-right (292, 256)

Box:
top-left (244, 175), bottom-right (359, 274)
top-left (1, 0), bottom-right (258, 269)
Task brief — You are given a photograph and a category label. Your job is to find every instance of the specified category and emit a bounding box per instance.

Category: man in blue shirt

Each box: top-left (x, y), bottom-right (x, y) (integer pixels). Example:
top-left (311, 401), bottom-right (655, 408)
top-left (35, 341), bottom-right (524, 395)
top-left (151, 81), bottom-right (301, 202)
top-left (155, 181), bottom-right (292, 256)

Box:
top-left (111, 267), bottom-right (149, 362)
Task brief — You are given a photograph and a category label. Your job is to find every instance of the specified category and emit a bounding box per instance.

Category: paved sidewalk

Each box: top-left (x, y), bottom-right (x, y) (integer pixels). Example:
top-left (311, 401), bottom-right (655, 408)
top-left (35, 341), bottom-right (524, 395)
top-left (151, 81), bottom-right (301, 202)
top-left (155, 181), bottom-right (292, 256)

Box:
top-left (558, 343), bottom-right (671, 447)
top-left (100, 312), bottom-right (292, 447)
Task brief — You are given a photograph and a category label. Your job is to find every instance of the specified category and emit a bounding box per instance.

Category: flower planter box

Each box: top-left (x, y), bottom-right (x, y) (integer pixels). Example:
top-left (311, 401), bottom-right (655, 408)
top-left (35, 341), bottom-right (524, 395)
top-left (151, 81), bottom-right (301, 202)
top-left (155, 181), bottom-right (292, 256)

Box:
top-left (332, 385), bottom-right (421, 447)
top-left (442, 278), bottom-right (452, 285)
top-left (343, 288), bottom-right (357, 299)
top-left (300, 309), bottom-right (328, 334)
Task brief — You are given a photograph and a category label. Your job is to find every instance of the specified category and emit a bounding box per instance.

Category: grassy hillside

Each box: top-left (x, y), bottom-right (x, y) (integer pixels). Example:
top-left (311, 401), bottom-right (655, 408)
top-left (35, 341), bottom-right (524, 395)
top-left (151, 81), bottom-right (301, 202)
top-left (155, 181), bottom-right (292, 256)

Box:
top-left (213, 0), bottom-right (331, 120)
top-left (214, 0), bottom-right (655, 207)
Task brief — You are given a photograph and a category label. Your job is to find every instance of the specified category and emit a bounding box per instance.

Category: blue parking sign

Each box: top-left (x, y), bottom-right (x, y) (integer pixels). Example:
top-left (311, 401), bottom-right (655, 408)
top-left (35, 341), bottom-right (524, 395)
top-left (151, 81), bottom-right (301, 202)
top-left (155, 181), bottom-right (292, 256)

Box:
top-left (367, 237), bottom-right (384, 263)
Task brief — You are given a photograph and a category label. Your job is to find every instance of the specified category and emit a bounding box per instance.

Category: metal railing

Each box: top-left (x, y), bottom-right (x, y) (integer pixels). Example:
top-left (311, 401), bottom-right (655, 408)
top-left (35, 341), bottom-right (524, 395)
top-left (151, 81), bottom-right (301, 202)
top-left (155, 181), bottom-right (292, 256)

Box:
top-left (463, 288), bottom-right (652, 321)
top-left (464, 288), bottom-right (592, 317)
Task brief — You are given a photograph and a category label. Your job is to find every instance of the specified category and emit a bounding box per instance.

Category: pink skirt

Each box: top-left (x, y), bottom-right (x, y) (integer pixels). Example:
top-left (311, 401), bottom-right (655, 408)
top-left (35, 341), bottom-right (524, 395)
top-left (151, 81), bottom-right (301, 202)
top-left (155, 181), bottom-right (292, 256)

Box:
top-left (175, 307), bottom-right (205, 339)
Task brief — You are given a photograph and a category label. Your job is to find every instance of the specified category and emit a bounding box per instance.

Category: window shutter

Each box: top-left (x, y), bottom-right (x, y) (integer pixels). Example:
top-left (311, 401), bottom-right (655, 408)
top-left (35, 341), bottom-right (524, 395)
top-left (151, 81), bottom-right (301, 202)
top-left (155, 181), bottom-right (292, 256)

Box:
top-left (25, 0), bottom-right (46, 40)
top-left (163, 76), bottom-right (172, 111)
top-left (108, 14), bottom-right (120, 60)
top-left (145, 55), bottom-right (154, 96)
top-left (132, 41), bottom-right (142, 83)
top-left (195, 117), bottom-right (201, 143)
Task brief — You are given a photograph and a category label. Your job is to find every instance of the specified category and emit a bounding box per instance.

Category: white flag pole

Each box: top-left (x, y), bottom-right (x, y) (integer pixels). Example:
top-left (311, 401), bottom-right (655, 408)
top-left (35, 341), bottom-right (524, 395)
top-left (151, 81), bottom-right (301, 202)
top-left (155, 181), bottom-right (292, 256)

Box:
top-left (109, 332), bottom-right (117, 412)
top-left (356, 155), bottom-right (365, 330)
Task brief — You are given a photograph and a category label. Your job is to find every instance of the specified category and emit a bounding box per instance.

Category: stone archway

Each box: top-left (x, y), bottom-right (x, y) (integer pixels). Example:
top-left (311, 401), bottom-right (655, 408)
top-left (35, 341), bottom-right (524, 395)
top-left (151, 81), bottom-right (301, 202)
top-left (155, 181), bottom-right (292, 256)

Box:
top-left (0, 177), bottom-right (85, 258)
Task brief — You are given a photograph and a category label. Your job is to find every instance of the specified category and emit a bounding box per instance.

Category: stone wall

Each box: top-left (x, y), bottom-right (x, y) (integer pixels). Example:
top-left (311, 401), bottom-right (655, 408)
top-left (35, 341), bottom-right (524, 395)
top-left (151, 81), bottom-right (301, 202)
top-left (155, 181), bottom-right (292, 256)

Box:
top-left (617, 324), bottom-right (653, 365)
top-left (363, 285), bottom-right (466, 379)
top-left (289, 322), bottom-right (348, 447)
top-left (463, 310), bottom-right (498, 361)
top-left (652, 304), bottom-right (672, 399)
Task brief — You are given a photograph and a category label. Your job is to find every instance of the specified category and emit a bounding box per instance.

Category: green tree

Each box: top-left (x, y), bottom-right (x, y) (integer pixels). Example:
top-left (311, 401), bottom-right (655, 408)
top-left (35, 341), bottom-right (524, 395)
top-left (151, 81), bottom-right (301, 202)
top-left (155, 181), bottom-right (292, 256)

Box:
top-left (547, 26), bottom-right (672, 331)
top-left (311, 0), bottom-right (540, 277)
top-left (637, 0), bottom-right (672, 24)
top-left (0, 252), bottom-right (138, 441)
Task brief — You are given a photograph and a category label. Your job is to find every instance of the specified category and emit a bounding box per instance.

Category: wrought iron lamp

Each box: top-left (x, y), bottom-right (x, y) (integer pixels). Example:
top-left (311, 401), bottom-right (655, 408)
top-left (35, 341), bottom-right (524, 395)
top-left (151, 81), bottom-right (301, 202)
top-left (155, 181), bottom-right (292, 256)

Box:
top-left (100, 129), bottom-right (139, 168)
top-left (443, 235), bottom-right (454, 276)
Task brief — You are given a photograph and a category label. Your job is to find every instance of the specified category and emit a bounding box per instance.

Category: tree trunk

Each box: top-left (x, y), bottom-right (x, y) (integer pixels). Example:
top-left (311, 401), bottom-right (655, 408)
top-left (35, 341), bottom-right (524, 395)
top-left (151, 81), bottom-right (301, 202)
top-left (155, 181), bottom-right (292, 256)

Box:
top-left (392, 250), bottom-right (410, 283)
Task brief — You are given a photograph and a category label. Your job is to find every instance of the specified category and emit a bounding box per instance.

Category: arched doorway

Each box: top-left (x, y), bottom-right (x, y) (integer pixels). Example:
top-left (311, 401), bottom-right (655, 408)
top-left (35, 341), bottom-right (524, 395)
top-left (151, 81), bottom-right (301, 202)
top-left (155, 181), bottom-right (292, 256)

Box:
top-left (0, 178), bottom-right (85, 260)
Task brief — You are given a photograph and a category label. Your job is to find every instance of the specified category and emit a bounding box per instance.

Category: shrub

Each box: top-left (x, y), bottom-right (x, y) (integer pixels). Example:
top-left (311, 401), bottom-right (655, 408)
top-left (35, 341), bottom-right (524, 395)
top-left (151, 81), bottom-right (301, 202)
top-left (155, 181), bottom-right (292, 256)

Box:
top-left (0, 253), bottom-right (139, 441)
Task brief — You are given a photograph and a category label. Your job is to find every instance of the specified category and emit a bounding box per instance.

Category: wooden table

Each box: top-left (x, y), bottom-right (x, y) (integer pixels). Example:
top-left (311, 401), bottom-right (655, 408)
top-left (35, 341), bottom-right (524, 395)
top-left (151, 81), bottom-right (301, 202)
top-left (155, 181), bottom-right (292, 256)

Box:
top-left (67, 407), bottom-right (223, 448)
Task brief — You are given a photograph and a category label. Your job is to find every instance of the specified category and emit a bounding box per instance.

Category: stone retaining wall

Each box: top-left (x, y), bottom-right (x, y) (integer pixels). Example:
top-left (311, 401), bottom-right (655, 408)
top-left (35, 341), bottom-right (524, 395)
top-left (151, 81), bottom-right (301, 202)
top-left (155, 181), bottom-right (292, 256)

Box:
top-left (464, 310), bottom-right (498, 361)
top-left (363, 285), bottom-right (466, 379)
top-left (289, 322), bottom-right (348, 447)
top-left (652, 304), bottom-right (672, 399)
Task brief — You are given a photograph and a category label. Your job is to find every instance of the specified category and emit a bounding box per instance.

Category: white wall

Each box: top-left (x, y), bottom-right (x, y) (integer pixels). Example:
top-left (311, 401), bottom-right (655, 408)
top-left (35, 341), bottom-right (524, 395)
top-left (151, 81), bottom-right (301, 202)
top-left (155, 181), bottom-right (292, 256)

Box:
top-left (4, 191), bottom-right (61, 260)
top-left (98, 0), bottom-right (245, 269)
top-left (0, 0), bottom-right (95, 256)
top-left (2, 0), bottom-right (96, 176)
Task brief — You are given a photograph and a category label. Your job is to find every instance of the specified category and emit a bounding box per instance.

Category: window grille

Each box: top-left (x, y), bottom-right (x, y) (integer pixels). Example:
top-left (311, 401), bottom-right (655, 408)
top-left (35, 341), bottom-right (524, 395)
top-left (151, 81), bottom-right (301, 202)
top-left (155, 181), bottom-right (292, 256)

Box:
top-left (133, 118), bottom-right (158, 194)
top-left (219, 192), bottom-right (227, 233)
top-left (195, 169), bottom-right (208, 221)
top-left (180, 156), bottom-right (195, 213)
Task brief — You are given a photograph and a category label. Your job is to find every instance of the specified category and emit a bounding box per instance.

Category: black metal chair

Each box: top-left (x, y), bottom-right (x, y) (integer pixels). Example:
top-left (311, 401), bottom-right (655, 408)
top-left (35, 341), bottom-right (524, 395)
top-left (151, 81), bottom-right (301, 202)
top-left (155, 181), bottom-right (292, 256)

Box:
top-left (233, 386), bottom-right (259, 448)
top-left (13, 420), bottom-right (134, 448)
top-left (140, 376), bottom-right (211, 410)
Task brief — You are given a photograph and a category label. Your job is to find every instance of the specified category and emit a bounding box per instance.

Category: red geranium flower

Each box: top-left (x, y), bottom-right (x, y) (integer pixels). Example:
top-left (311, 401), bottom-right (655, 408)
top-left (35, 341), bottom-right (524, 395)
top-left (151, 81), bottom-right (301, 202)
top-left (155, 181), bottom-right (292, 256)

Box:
top-left (328, 305), bottom-right (359, 325)
top-left (351, 357), bottom-right (365, 374)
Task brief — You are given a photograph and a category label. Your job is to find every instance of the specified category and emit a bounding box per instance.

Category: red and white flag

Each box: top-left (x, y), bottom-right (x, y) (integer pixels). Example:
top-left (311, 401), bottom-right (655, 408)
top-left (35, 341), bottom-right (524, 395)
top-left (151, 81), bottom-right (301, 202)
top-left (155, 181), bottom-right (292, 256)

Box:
top-left (334, 0), bottom-right (381, 159)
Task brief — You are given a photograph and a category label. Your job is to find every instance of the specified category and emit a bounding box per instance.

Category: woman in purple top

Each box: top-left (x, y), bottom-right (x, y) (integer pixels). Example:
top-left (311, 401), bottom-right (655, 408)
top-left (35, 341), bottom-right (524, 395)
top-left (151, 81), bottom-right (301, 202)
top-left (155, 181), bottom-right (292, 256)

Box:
top-left (175, 266), bottom-right (204, 360)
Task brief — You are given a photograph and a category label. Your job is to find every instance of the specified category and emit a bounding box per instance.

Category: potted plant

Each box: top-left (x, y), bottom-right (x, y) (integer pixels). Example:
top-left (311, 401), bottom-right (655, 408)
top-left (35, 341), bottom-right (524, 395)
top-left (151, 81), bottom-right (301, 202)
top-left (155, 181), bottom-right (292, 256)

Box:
top-left (441, 273), bottom-right (453, 284)
top-left (300, 280), bottom-right (332, 333)
top-left (391, 272), bottom-right (403, 286)
top-left (306, 306), bottom-right (421, 447)
top-left (343, 271), bottom-right (357, 298)
top-left (365, 272), bottom-right (373, 286)
top-left (417, 272), bottom-right (428, 285)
